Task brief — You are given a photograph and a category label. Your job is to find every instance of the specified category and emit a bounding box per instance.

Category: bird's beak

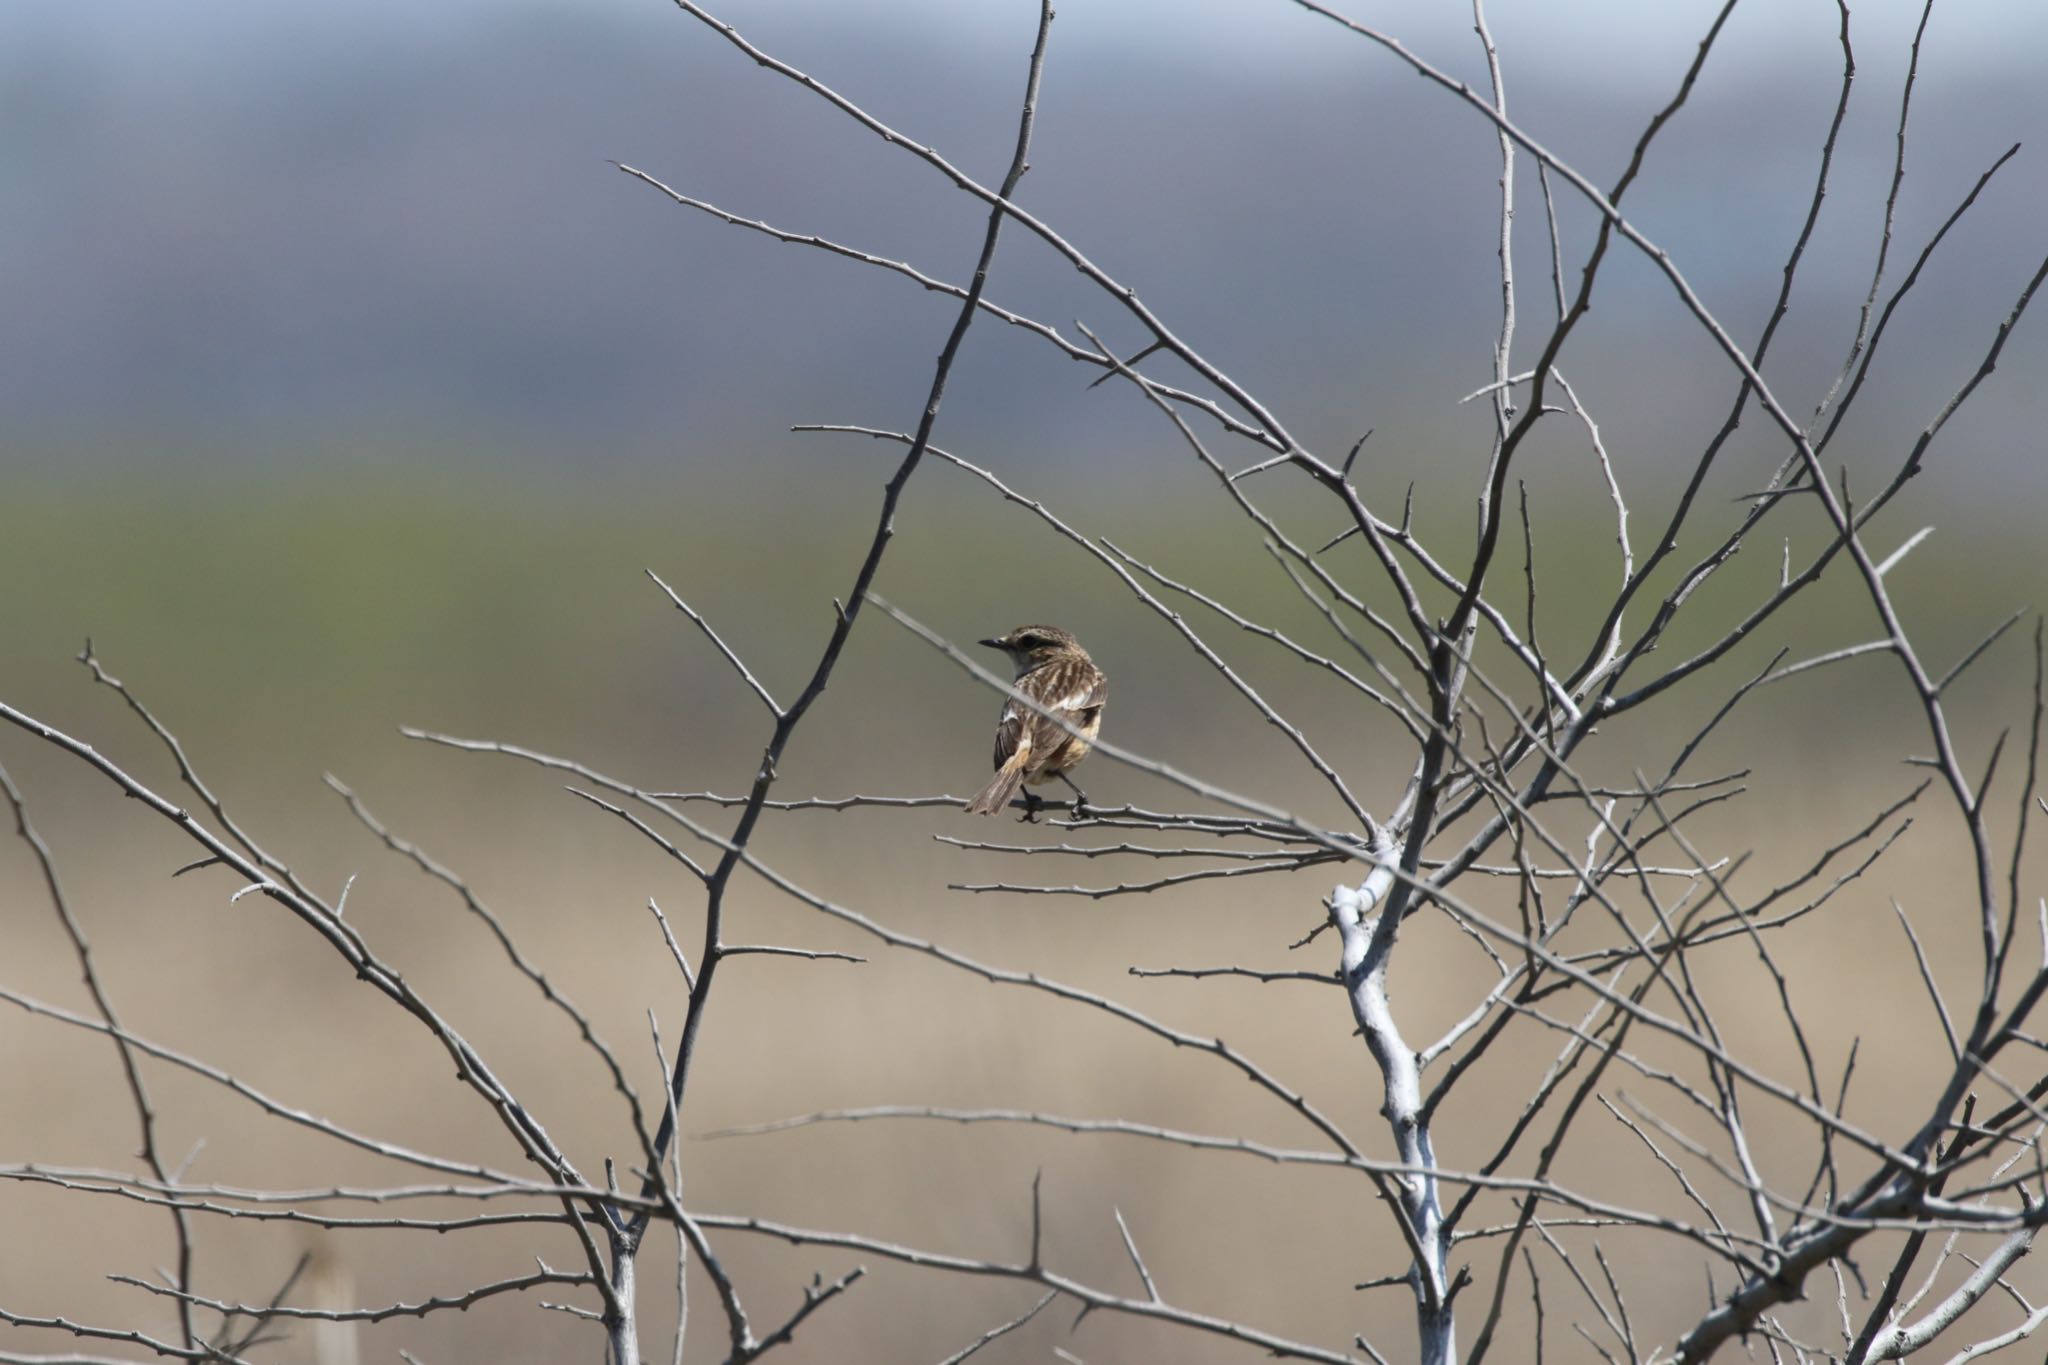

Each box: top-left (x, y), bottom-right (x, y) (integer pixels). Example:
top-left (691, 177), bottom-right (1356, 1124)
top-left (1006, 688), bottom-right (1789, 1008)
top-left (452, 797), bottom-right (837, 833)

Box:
top-left (977, 636), bottom-right (1007, 650)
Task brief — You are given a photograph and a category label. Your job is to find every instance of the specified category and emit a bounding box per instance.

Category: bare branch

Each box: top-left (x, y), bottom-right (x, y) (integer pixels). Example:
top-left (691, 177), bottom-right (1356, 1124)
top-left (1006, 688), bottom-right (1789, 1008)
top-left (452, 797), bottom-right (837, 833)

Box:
top-left (932, 1291), bottom-right (1057, 1365)
top-left (1, 761), bottom-right (197, 1349)
top-left (1114, 1208), bottom-right (1160, 1304)
top-left (646, 568), bottom-right (784, 717)
top-left (107, 1268), bottom-right (592, 1325)
top-left (1894, 899), bottom-right (1962, 1061)
top-left (695, 1209), bottom-right (1370, 1364)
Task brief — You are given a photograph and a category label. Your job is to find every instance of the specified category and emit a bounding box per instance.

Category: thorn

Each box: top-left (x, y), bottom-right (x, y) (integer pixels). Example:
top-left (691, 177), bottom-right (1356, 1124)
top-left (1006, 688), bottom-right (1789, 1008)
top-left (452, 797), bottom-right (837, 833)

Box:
top-left (1342, 428), bottom-right (1375, 478)
top-left (1029, 1169), bottom-right (1045, 1270)
top-left (1315, 524), bottom-right (1360, 555)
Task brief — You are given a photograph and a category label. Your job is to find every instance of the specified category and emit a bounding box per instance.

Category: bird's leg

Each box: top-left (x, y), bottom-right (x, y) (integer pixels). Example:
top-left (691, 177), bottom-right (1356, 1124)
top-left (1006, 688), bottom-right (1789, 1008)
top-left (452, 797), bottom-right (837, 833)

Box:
top-left (1056, 772), bottom-right (1091, 820)
top-left (1019, 788), bottom-right (1046, 823)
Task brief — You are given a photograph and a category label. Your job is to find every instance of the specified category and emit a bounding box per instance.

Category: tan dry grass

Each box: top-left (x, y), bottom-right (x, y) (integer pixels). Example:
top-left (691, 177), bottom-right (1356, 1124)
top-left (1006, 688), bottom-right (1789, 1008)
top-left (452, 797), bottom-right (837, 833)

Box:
top-left (3, 474), bottom-right (2044, 1360)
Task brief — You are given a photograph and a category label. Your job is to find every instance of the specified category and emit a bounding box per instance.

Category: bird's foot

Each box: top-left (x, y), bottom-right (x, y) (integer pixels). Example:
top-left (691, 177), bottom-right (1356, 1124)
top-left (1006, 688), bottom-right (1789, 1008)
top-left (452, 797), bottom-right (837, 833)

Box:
top-left (1058, 775), bottom-right (1093, 822)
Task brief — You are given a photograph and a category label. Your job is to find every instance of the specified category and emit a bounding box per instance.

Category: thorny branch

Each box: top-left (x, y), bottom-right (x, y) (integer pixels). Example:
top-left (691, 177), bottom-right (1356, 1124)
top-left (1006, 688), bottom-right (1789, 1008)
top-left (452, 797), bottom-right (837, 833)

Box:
top-left (3, 2), bottom-right (2043, 1363)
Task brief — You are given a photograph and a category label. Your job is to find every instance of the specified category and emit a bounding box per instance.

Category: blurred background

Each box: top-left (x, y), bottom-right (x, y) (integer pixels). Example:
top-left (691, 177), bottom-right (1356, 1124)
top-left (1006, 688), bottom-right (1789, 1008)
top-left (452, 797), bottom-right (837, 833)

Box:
top-left (4, 0), bottom-right (2047, 1359)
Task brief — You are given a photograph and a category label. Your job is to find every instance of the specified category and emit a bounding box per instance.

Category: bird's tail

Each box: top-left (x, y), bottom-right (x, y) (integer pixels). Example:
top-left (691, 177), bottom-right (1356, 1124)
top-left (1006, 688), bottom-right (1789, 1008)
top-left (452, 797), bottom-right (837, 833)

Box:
top-left (965, 760), bottom-right (1028, 815)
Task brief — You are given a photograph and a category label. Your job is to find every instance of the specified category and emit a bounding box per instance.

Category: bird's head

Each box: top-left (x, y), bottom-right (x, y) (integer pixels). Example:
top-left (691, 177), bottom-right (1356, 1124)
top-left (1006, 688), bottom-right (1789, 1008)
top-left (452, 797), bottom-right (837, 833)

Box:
top-left (979, 624), bottom-right (1084, 673)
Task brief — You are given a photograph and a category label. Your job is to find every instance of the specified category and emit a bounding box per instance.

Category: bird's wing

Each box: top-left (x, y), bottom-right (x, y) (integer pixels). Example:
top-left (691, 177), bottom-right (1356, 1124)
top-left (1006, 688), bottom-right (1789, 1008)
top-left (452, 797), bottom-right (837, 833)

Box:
top-left (1019, 661), bottom-right (1107, 760)
top-left (991, 697), bottom-right (1031, 772)
top-left (1071, 669), bottom-right (1107, 712)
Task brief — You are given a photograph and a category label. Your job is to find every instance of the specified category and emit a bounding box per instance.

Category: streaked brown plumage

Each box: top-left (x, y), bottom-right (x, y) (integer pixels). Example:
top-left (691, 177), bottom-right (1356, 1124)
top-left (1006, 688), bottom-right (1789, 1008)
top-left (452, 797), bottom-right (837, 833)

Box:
top-left (964, 624), bottom-right (1108, 817)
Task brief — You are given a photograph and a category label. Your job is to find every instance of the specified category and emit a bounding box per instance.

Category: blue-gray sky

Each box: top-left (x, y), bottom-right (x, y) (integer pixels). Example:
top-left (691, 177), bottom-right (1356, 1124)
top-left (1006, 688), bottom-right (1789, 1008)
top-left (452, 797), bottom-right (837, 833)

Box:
top-left (4, 0), bottom-right (2044, 489)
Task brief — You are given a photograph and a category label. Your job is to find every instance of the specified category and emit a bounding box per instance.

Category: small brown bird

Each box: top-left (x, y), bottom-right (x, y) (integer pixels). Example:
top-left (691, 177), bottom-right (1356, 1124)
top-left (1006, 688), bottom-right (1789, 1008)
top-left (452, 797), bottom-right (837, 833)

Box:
top-left (965, 624), bottom-right (1108, 817)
